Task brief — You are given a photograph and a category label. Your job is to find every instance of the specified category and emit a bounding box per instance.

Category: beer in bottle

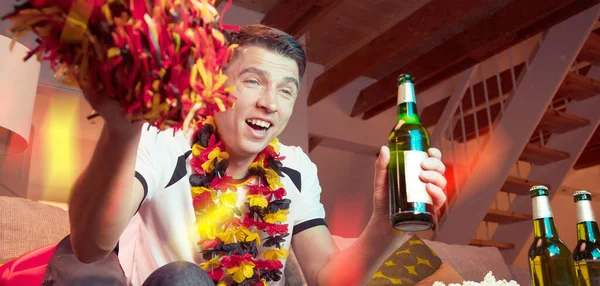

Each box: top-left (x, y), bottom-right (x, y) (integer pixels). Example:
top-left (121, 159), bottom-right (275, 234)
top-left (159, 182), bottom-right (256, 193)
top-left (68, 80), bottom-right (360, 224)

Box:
top-left (572, 190), bottom-right (600, 286)
top-left (528, 185), bottom-right (577, 286)
top-left (387, 74), bottom-right (434, 232)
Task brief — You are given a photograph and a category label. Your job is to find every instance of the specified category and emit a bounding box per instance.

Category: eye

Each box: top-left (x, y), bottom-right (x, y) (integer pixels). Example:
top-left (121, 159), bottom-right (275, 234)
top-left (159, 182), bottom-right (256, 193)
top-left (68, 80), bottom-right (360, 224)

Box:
top-left (244, 79), bottom-right (260, 86)
top-left (280, 89), bottom-right (292, 96)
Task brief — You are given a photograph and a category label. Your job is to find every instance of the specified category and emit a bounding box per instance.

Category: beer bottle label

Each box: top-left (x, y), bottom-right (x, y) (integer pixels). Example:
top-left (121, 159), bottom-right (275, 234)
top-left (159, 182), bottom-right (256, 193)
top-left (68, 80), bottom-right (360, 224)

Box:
top-left (576, 200), bottom-right (597, 223)
top-left (533, 196), bottom-right (553, 219)
top-left (397, 83), bottom-right (416, 105)
top-left (404, 150), bottom-right (432, 205)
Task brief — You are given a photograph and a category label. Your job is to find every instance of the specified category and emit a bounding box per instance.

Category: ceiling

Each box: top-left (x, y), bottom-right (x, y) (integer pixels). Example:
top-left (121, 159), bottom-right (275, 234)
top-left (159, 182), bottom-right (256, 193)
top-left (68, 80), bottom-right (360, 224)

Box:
top-left (230, 0), bottom-right (598, 117)
top-left (231, 0), bottom-right (600, 169)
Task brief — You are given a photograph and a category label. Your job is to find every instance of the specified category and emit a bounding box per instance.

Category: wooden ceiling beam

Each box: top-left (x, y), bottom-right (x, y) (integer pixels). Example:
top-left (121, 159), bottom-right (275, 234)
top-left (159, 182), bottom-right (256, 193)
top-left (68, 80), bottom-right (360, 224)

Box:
top-left (306, 0), bottom-right (484, 106)
top-left (260, 0), bottom-right (343, 38)
top-left (354, 0), bottom-right (600, 120)
top-left (362, 57), bottom-right (478, 120)
top-left (308, 135), bottom-right (325, 153)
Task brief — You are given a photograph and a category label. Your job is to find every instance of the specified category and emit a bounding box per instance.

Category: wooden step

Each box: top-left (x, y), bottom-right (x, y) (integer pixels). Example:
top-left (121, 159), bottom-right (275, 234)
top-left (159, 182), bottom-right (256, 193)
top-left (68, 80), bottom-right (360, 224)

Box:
top-left (539, 109), bottom-right (590, 134)
top-left (556, 72), bottom-right (600, 101)
top-left (452, 107), bottom-right (589, 144)
top-left (519, 143), bottom-right (569, 165)
top-left (575, 144), bottom-right (600, 170)
top-left (484, 209), bottom-right (532, 224)
top-left (529, 128), bottom-right (554, 146)
top-left (502, 176), bottom-right (546, 196)
top-left (530, 110), bottom-right (587, 144)
top-left (469, 239), bottom-right (515, 249)
top-left (578, 31), bottom-right (600, 67)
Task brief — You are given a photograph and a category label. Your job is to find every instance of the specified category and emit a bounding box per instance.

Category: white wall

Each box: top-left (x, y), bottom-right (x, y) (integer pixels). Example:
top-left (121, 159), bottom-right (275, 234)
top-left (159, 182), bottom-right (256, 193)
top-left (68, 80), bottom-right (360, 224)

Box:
top-left (0, 85), bottom-right (102, 202)
top-left (309, 145), bottom-right (377, 238)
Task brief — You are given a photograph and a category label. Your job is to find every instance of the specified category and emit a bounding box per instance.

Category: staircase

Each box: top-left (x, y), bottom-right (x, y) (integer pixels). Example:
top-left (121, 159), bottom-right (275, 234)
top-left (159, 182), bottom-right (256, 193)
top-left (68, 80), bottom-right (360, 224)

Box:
top-left (425, 4), bottom-right (600, 264)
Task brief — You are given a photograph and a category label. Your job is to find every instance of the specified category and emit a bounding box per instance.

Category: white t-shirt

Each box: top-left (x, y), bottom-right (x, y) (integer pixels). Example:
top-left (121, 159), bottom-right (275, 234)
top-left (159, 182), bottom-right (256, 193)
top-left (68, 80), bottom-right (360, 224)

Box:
top-left (118, 124), bottom-right (327, 285)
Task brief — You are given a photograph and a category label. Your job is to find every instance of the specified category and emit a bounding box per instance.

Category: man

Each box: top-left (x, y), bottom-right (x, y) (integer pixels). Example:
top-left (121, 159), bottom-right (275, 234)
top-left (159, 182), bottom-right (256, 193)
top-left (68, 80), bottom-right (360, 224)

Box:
top-left (47, 24), bottom-right (447, 285)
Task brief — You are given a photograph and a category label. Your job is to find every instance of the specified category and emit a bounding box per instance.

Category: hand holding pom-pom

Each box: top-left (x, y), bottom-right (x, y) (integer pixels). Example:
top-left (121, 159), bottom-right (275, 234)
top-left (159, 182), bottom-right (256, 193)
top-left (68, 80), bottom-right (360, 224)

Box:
top-left (2, 0), bottom-right (239, 133)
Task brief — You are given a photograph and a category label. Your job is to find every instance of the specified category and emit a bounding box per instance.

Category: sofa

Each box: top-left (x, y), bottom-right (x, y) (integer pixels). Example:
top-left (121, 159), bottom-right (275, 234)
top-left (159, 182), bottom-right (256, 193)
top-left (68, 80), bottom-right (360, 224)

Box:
top-left (0, 196), bottom-right (531, 285)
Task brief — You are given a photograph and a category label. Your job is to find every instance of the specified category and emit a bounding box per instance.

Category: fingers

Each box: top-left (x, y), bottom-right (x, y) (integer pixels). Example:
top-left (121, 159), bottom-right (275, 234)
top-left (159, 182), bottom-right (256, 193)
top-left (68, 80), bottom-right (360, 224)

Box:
top-left (372, 146), bottom-right (391, 214)
top-left (373, 146), bottom-right (390, 192)
top-left (428, 148), bottom-right (442, 160)
top-left (420, 170), bottom-right (447, 211)
top-left (426, 183), bottom-right (447, 211)
top-left (419, 170), bottom-right (447, 190)
top-left (421, 157), bottom-right (446, 175)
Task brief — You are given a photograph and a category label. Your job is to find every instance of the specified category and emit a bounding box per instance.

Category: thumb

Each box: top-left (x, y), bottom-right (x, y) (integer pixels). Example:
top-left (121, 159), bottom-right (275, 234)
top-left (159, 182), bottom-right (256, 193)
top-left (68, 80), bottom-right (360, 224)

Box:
top-left (373, 145), bottom-right (390, 212)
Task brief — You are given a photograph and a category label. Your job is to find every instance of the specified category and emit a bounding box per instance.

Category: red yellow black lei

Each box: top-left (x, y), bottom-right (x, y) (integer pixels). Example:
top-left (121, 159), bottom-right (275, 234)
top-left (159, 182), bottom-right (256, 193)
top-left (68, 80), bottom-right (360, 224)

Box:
top-left (190, 116), bottom-right (290, 285)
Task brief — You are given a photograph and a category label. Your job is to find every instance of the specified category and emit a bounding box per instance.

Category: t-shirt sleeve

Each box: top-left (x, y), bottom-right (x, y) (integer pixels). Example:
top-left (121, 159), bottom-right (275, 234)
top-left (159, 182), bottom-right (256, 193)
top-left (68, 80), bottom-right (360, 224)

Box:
top-left (292, 147), bottom-right (327, 235)
top-left (134, 124), bottom-right (177, 202)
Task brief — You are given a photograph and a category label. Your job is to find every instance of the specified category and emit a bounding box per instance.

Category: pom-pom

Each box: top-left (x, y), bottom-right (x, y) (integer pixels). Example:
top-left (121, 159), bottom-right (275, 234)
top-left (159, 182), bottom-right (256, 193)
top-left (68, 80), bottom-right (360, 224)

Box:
top-left (2, 0), bottom-right (239, 132)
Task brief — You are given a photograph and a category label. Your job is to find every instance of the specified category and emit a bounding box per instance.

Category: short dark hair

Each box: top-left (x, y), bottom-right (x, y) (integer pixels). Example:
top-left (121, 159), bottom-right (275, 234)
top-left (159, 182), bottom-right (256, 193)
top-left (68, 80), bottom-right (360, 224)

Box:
top-left (228, 24), bottom-right (307, 81)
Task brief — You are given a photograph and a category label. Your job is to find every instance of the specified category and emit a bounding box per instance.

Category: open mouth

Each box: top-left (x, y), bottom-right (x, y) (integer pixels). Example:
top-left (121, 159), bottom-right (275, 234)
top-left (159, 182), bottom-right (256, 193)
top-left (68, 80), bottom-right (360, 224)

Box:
top-left (246, 119), bottom-right (272, 132)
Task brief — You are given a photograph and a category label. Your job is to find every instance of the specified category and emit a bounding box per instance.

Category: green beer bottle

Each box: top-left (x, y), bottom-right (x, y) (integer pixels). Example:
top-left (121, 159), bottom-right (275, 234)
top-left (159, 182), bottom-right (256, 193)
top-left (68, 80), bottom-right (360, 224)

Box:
top-left (387, 74), bottom-right (434, 232)
top-left (572, 190), bottom-right (600, 286)
top-left (528, 185), bottom-right (577, 286)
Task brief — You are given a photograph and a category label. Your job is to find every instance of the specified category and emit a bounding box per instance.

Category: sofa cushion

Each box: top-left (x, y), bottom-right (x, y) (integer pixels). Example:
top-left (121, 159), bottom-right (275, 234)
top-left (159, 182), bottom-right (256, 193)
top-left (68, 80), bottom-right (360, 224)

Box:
top-left (283, 235), bottom-right (469, 286)
top-left (368, 235), bottom-right (458, 285)
top-left (0, 197), bottom-right (70, 260)
top-left (416, 262), bottom-right (464, 285)
top-left (423, 239), bottom-right (513, 282)
top-left (282, 235), bottom-right (515, 285)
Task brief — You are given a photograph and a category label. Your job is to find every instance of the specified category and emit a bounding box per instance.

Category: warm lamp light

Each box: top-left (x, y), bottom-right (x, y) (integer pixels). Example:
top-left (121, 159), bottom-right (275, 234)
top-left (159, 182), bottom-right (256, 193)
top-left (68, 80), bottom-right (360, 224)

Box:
top-left (0, 34), bottom-right (41, 154)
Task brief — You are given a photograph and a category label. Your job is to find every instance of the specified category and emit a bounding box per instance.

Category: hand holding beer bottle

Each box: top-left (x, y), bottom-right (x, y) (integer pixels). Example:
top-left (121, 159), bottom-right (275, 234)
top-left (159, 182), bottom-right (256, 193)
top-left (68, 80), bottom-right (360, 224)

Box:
top-left (386, 74), bottom-right (444, 232)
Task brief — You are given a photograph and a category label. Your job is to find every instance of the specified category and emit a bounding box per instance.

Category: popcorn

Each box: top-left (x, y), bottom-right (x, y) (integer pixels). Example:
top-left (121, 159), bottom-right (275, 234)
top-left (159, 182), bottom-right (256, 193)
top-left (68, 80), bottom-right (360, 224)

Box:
top-left (433, 271), bottom-right (520, 286)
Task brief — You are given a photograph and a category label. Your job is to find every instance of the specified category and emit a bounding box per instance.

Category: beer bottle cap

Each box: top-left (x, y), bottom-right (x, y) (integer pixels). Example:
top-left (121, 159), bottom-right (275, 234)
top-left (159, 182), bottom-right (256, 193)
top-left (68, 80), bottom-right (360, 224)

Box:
top-left (530, 185), bottom-right (549, 197)
top-left (573, 190), bottom-right (592, 202)
top-left (397, 74), bottom-right (414, 86)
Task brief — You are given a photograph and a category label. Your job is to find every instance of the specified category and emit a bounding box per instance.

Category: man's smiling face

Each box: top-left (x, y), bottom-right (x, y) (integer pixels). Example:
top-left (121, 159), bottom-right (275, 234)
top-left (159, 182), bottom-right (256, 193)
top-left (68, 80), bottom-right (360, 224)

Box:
top-left (215, 45), bottom-right (300, 158)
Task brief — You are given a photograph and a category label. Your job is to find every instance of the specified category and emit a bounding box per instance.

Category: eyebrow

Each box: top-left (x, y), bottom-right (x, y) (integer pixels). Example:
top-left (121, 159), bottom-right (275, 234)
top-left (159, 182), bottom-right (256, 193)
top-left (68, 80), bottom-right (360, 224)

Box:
top-left (239, 67), bottom-right (300, 91)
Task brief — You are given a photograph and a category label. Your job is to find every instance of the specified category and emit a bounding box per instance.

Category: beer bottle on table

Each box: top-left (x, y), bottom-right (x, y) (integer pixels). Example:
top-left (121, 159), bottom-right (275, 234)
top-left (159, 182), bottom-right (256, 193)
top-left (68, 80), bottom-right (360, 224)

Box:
top-left (572, 190), bottom-right (600, 286)
top-left (387, 74), bottom-right (434, 232)
top-left (528, 185), bottom-right (577, 286)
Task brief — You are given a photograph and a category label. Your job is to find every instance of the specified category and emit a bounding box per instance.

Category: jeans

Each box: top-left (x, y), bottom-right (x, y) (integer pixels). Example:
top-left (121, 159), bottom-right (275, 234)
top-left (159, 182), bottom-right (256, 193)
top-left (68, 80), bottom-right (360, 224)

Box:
top-left (42, 235), bottom-right (214, 286)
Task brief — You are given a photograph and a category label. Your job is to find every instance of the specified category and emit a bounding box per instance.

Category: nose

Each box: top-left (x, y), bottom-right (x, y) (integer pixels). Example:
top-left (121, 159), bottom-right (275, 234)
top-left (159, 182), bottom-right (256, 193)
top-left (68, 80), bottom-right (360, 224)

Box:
top-left (256, 88), bottom-right (278, 113)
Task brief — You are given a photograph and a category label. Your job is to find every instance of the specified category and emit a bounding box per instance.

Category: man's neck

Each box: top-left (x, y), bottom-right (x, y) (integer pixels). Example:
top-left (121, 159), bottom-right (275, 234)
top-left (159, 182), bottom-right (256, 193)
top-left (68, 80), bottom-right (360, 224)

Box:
top-left (227, 154), bottom-right (256, 179)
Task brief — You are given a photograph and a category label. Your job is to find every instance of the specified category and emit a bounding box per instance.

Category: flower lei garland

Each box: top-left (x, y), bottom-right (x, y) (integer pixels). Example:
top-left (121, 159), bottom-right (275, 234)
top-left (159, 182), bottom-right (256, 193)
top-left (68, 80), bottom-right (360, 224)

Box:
top-left (190, 116), bottom-right (291, 285)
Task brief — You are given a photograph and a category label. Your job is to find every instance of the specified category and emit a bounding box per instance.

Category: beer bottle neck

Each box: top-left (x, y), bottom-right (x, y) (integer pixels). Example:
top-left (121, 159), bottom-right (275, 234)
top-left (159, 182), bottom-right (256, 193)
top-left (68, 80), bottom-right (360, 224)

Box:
top-left (577, 221), bottom-right (600, 243)
top-left (396, 83), bottom-right (420, 124)
top-left (534, 218), bottom-right (559, 239)
top-left (576, 199), bottom-right (599, 242)
top-left (532, 195), bottom-right (558, 239)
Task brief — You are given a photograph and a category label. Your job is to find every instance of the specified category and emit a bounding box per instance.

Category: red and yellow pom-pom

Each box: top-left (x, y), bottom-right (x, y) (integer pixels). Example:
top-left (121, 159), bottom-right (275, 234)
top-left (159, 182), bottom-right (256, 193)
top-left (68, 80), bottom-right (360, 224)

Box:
top-left (2, 0), bottom-right (238, 132)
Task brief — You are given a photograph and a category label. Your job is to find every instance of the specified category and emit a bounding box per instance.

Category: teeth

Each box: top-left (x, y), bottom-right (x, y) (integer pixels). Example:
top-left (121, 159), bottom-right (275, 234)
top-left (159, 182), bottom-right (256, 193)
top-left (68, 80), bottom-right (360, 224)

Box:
top-left (246, 119), bottom-right (271, 129)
